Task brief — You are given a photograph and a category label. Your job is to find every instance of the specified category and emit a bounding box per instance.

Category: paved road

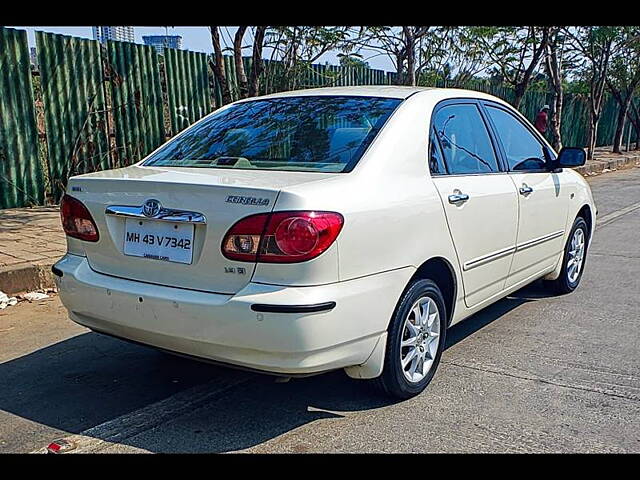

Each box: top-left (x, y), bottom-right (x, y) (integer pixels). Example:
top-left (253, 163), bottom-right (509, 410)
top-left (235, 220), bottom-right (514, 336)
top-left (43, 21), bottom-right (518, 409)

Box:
top-left (1, 168), bottom-right (639, 453)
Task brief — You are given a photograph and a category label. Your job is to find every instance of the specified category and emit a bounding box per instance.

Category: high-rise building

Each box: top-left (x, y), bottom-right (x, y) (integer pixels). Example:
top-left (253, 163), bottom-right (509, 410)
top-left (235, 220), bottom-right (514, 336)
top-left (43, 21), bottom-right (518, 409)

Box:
top-left (142, 35), bottom-right (183, 54)
top-left (92, 26), bottom-right (135, 43)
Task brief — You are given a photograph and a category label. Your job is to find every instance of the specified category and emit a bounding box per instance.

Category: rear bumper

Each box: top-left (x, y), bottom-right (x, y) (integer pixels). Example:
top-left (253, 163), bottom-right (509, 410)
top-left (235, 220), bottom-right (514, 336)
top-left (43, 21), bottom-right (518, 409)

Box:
top-left (54, 254), bottom-right (412, 376)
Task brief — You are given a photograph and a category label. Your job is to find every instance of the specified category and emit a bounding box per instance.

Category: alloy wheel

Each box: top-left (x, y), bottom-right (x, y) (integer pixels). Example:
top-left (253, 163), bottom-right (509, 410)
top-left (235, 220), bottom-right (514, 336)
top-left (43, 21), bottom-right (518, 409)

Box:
top-left (400, 296), bottom-right (441, 383)
top-left (567, 227), bottom-right (585, 284)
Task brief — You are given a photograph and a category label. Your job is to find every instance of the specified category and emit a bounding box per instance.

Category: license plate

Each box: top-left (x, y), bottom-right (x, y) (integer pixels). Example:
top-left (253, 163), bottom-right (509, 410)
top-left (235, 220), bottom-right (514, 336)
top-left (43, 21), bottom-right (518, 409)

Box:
top-left (123, 218), bottom-right (194, 264)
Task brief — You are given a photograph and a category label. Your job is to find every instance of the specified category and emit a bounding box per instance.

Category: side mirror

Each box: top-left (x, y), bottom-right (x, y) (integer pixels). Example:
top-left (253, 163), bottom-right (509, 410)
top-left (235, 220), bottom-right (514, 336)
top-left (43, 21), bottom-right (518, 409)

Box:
top-left (556, 147), bottom-right (586, 168)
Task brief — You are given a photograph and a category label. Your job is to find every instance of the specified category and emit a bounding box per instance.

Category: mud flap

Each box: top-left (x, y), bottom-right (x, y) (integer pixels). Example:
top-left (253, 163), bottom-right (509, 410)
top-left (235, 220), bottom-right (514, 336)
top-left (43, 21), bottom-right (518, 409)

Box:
top-left (344, 332), bottom-right (387, 380)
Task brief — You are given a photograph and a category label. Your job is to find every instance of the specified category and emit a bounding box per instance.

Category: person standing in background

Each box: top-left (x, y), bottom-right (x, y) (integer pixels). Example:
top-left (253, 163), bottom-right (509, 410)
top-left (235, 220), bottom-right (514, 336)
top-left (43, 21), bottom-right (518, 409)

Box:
top-left (535, 105), bottom-right (550, 135)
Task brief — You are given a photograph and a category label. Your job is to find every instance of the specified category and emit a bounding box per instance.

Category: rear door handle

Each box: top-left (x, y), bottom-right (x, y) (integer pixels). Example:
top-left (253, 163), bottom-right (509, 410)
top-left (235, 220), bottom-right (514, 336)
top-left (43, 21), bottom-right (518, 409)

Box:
top-left (519, 184), bottom-right (533, 195)
top-left (448, 192), bottom-right (469, 204)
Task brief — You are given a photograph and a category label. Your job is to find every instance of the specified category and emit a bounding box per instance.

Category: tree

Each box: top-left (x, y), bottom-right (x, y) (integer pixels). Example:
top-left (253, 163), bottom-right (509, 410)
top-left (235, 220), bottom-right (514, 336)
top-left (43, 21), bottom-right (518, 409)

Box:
top-left (445, 27), bottom-right (491, 86)
top-left (265, 26), bottom-right (351, 90)
top-left (343, 27), bottom-right (451, 86)
top-left (543, 27), bottom-right (576, 150)
top-left (209, 26), bottom-right (232, 105)
top-left (209, 26), bottom-right (269, 104)
top-left (466, 26), bottom-right (549, 109)
top-left (248, 26), bottom-right (267, 97)
top-left (233, 26), bottom-right (249, 98)
top-left (628, 101), bottom-right (640, 150)
top-left (567, 26), bottom-right (619, 159)
top-left (605, 27), bottom-right (640, 153)
top-left (337, 53), bottom-right (370, 69)
top-left (415, 27), bottom-right (455, 86)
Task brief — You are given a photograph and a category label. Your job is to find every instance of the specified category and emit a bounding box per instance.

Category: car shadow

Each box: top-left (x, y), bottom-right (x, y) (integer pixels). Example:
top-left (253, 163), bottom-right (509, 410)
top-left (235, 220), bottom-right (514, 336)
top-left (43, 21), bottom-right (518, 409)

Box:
top-left (0, 280), bottom-right (551, 453)
top-left (445, 279), bottom-right (552, 349)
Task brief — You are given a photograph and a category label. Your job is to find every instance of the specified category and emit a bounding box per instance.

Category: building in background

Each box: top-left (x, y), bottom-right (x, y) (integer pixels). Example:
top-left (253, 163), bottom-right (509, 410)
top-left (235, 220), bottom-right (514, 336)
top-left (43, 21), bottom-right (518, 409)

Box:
top-left (92, 26), bottom-right (135, 43)
top-left (142, 35), bottom-right (183, 54)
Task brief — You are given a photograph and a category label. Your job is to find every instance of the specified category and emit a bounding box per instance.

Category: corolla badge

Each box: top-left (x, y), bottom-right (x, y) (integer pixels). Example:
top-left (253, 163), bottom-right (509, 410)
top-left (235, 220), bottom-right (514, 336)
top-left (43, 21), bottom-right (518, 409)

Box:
top-left (142, 199), bottom-right (162, 217)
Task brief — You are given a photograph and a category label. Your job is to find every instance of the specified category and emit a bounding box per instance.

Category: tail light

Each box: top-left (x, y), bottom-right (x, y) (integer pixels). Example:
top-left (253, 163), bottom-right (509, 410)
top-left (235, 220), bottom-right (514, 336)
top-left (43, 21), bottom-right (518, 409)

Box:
top-left (60, 194), bottom-right (99, 242)
top-left (222, 211), bottom-right (343, 263)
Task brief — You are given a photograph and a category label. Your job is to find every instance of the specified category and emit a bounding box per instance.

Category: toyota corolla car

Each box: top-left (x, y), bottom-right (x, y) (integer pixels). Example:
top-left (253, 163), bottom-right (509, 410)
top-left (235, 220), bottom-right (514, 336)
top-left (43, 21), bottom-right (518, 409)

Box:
top-left (54, 86), bottom-right (595, 398)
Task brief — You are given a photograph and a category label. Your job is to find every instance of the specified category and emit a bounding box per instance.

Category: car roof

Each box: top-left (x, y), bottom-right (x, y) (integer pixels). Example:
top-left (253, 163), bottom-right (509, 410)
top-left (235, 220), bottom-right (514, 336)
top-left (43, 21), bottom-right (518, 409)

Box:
top-left (249, 85), bottom-right (433, 100)
top-left (238, 85), bottom-right (510, 105)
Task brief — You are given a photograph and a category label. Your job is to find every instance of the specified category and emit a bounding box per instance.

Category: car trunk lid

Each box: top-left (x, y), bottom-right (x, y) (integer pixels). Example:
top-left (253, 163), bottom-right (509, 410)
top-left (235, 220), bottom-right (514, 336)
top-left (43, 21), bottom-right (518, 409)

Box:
top-left (68, 165), bottom-right (334, 294)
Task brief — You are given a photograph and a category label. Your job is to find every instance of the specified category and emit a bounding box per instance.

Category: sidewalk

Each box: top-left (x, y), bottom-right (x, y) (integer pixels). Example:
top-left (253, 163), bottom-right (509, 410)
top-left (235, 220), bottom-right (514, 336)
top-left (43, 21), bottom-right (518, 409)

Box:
top-left (1, 149), bottom-right (639, 295)
top-left (576, 146), bottom-right (640, 176)
top-left (0, 207), bottom-right (65, 295)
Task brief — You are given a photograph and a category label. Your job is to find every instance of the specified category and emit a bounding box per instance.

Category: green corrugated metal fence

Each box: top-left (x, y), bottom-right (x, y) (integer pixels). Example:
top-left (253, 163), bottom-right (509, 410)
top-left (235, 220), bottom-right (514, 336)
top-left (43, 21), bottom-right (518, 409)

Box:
top-left (105, 41), bottom-right (164, 167)
top-left (164, 48), bottom-right (212, 135)
top-left (558, 94), bottom-right (589, 147)
top-left (36, 31), bottom-right (110, 201)
top-left (213, 58), bottom-right (396, 104)
top-left (0, 27), bottom-right (44, 209)
top-left (1, 26), bottom-right (639, 209)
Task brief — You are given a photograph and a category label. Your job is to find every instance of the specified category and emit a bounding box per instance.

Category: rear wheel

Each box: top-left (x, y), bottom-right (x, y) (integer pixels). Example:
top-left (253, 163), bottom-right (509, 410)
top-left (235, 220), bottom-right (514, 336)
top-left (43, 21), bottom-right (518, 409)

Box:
top-left (545, 216), bottom-right (589, 294)
top-left (373, 279), bottom-right (447, 399)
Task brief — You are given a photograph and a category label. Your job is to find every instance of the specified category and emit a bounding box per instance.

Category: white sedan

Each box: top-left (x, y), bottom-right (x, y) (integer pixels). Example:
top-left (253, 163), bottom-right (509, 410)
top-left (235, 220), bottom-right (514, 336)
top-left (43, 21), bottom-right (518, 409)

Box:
top-left (54, 86), bottom-right (596, 399)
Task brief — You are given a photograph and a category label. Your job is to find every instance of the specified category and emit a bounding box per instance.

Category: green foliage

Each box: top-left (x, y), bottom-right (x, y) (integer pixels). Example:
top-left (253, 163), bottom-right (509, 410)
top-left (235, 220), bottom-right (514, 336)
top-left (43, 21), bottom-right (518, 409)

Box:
top-left (264, 26), bottom-right (352, 89)
top-left (337, 53), bottom-right (370, 69)
top-left (607, 27), bottom-right (640, 94)
top-left (464, 27), bottom-right (543, 82)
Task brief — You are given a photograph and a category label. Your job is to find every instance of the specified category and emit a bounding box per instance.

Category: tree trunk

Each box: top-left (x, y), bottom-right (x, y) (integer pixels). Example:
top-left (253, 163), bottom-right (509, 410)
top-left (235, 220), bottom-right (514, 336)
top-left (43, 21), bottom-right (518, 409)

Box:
top-left (612, 101), bottom-right (630, 153)
top-left (513, 83), bottom-right (526, 110)
top-left (233, 26), bottom-right (249, 99)
top-left (587, 79), bottom-right (607, 159)
top-left (607, 73), bottom-right (640, 154)
top-left (510, 27), bottom-right (549, 111)
top-left (394, 52), bottom-right (405, 85)
top-left (544, 28), bottom-right (564, 150)
top-left (550, 90), bottom-right (563, 150)
top-left (630, 101), bottom-right (640, 150)
top-left (587, 115), bottom-right (599, 160)
top-left (287, 27), bottom-right (300, 90)
top-left (403, 28), bottom-right (416, 86)
top-left (248, 26), bottom-right (267, 97)
top-left (209, 26), bottom-right (232, 105)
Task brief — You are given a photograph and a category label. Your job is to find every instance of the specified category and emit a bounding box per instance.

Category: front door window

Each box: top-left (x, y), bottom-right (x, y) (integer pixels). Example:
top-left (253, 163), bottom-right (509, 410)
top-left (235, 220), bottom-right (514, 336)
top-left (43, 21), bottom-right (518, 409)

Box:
top-left (484, 105), bottom-right (548, 172)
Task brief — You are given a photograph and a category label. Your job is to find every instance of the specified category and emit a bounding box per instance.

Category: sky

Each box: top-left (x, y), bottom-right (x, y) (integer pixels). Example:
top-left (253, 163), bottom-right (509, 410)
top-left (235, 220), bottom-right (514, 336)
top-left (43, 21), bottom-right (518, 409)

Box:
top-left (9, 26), bottom-right (396, 72)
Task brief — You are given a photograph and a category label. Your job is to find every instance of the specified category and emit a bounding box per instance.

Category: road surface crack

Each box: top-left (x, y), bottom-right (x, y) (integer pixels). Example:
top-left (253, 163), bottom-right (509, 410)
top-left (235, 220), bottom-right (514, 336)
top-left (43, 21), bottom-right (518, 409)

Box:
top-left (589, 252), bottom-right (640, 260)
top-left (442, 360), bottom-right (640, 403)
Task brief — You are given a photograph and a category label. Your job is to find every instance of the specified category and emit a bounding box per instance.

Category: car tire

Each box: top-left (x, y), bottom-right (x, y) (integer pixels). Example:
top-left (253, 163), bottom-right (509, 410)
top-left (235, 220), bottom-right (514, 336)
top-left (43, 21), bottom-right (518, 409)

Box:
top-left (372, 278), bottom-right (447, 399)
top-left (544, 216), bottom-right (589, 295)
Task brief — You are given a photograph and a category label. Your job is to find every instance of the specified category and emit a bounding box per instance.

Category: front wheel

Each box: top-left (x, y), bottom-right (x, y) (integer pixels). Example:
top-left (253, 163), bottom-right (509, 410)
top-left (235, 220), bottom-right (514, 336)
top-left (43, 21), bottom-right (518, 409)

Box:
top-left (545, 216), bottom-right (589, 294)
top-left (373, 279), bottom-right (447, 399)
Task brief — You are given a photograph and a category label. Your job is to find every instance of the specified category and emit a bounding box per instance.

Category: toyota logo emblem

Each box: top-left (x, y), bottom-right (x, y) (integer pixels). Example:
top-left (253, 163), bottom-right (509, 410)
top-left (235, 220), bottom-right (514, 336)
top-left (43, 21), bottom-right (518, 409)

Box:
top-left (142, 199), bottom-right (161, 218)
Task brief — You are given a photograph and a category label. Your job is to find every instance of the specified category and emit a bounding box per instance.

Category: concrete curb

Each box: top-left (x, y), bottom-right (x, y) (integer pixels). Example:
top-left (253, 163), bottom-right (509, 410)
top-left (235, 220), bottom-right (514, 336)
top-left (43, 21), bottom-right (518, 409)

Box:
top-left (0, 262), bottom-right (56, 296)
top-left (575, 152), bottom-right (640, 176)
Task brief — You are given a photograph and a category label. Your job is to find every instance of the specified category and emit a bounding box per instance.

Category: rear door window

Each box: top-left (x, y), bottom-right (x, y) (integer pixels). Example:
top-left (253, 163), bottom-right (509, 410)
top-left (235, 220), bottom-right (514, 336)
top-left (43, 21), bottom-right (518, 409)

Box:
top-left (429, 128), bottom-right (447, 175)
top-left (432, 103), bottom-right (500, 175)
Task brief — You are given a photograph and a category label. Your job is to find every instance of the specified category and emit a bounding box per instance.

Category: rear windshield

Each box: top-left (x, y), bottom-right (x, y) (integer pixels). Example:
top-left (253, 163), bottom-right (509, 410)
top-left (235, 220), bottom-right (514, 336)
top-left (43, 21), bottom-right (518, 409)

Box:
top-left (143, 96), bottom-right (402, 173)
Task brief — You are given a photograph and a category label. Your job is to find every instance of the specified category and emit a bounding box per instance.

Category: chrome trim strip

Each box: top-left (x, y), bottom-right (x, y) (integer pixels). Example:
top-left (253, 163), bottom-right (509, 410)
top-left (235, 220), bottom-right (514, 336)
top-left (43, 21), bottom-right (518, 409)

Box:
top-left (105, 205), bottom-right (207, 224)
top-left (516, 230), bottom-right (564, 252)
top-left (463, 230), bottom-right (565, 271)
top-left (463, 246), bottom-right (516, 271)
